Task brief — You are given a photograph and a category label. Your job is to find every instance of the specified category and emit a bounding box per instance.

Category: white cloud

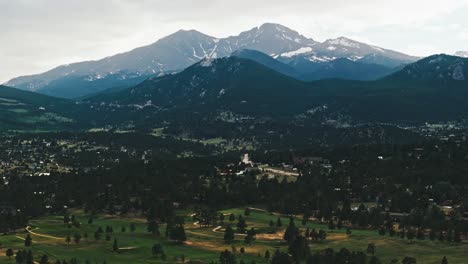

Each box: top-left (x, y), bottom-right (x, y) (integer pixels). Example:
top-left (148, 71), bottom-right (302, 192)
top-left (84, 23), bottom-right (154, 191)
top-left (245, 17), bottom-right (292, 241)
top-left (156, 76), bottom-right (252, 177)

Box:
top-left (459, 32), bottom-right (468, 40)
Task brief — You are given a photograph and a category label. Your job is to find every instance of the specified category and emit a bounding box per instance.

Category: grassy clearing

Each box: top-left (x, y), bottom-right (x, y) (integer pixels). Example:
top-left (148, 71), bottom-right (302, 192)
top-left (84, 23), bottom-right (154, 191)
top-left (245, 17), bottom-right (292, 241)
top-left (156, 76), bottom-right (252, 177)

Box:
top-left (0, 208), bottom-right (465, 263)
top-left (8, 109), bottom-right (28, 114)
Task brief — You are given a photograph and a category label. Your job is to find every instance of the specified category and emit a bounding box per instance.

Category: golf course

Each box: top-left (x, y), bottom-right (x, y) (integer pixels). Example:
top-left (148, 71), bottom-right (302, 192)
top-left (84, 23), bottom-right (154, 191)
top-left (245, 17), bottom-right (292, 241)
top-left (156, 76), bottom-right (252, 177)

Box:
top-left (0, 208), bottom-right (465, 263)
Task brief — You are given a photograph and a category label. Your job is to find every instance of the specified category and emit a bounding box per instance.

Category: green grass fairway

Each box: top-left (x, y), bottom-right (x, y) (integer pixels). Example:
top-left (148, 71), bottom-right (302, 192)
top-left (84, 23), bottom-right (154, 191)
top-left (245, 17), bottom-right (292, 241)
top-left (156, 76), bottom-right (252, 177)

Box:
top-left (0, 208), bottom-right (466, 263)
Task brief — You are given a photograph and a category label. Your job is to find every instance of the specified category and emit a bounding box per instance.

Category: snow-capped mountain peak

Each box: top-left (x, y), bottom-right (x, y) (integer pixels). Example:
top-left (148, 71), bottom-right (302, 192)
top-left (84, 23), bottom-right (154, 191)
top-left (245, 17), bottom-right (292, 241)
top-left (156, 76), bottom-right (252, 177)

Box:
top-left (6, 23), bottom-right (418, 98)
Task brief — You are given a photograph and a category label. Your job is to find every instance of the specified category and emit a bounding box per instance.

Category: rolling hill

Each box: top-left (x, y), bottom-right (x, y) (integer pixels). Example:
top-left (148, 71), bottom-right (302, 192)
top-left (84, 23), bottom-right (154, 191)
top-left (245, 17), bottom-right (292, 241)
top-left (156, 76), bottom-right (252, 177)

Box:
top-left (0, 85), bottom-right (78, 131)
top-left (84, 54), bottom-right (468, 129)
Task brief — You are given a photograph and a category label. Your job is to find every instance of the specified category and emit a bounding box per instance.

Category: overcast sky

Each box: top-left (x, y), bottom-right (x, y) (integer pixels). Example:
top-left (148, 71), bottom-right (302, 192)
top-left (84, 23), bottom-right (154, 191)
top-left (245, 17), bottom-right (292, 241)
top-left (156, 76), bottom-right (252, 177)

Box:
top-left (1, 0), bottom-right (468, 83)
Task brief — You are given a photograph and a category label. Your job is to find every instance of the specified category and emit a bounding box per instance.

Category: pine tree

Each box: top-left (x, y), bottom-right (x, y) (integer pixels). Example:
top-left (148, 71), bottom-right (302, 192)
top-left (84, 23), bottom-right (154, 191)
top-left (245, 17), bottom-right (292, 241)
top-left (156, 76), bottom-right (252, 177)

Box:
top-left (244, 207), bottom-right (251, 216)
top-left (237, 215), bottom-right (247, 233)
top-left (147, 221), bottom-right (160, 237)
top-left (66, 233), bottom-right (71, 245)
top-left (176, 225), bottom-right (187, 243)
top-left (94, 231), bottom-right (101, 241)
top-left (74, 233), bottom-right (82, 244)
top-left (219, 250), bottom-right (236, 264)
top-left (15, 250), bottom-right (24, 264)
top-left (271, 250), bottom-right (293, 264)
top-left (367, 243), bottom-right (376, 255)
top-left (318, 229), bottom-right (327, 241)
top-left (283, 218), bottom-right (299, 244)
top-left (276, 217), bottom-right (282, 228)
top-left (25, 234), bottom-right (32, 247)
top-left (40, 254), bottom-right (49, 264)
top-left (269, 220), bottom-right (274, 228)
top-left (229, 213), bottom-right (235, 222)
top-left (64, 214), bottom-right (70, 224)
top-left (224, 226), bottom-right (235, 244)
top-left (152, 243), bottom-right (164, 256)
top-left (26, 250), bottom-right (33, 264)
top-left (441, 256), bottom-right (448, 264)
top-left (5, 248), bottom-right (13, 259)
top-left (112, 238), bottom-right (118, 252)
top-left (288, 236), bottom-right (309, 262)
top-left (244, 228), bottom-right (256, 245)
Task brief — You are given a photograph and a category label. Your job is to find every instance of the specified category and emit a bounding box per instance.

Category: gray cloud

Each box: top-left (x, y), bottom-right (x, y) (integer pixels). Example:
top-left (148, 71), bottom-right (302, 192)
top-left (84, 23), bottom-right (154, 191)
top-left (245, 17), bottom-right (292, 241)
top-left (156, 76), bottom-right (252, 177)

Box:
top-left (1, 0), bottom-right (468, 82)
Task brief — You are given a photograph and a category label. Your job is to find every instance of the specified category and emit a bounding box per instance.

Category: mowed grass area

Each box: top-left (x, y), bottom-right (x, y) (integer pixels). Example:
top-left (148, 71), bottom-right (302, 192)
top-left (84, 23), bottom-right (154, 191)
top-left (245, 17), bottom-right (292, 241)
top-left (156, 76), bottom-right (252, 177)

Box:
top-left (0, 208), bottom-right (466, 263)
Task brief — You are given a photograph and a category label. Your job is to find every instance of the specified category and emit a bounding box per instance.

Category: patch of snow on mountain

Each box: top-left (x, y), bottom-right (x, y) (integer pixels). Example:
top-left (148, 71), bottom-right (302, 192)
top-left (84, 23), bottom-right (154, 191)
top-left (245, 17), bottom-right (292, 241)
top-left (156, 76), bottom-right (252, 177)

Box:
top-left (280, 47), bottom-right (313, 58)
top-left (349, 56), bottom-right (364, 61)
top-left (199, 43), bottom-right (208, 57)
top-left (218, 89), bottom-right (226, 97)
top-left (200, 58), bottom-right (213, 67)
top-left (307, 55), bottom-right (336, 62)
top-left (429, 56), bottom-right (444, 64)
top-left (327, 46), bottom-right (337, 51)
top-left (276, 25), bottom-right (286, 33)
top-left (192, 47), bottom-right (204, 59)
top-left (327, 38), bottom-right (360, 48)
top-left (281, 34), bottom-right (293, 41)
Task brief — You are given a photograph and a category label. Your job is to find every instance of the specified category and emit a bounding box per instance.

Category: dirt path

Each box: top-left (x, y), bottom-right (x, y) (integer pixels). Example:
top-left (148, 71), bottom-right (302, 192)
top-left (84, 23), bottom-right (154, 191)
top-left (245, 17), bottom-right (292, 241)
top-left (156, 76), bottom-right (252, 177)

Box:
top-left (26, 226), bottom-right (62, 240)
top-left (263, 168), bottom-right (300, 177)
top-left (119, 246), bottom-right (138, 250)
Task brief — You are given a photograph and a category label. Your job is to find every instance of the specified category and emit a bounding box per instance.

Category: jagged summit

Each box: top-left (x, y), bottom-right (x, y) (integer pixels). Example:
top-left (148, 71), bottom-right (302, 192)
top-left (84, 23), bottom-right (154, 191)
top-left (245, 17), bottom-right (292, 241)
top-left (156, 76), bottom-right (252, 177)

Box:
top-left (6, 23), bottom-right (418, 98)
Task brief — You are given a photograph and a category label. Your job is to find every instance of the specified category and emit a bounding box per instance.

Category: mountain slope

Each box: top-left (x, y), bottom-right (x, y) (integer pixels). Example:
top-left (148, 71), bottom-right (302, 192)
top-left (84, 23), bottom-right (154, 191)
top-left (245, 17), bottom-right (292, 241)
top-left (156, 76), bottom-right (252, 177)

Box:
top-left (90, 57), bottom-right (311, 115)
top-left (5, 23), bottom-right (417, 98)
top-left (231, 49), bottom-right (299, 78)
top-left (385, 54), bottom-right (467, 83)
top-left (0, 85), bottom-right (78, 131)
top-left (277, 37), bottom-right (418, 67)
top-left (36, 71), bottom-right (157, 99)
top-left (232, 49), bottom-right (396, 81)
top-left (84, 55), bottom-right (468, 131)
top-left (299, 58), bottom-right (396, 81)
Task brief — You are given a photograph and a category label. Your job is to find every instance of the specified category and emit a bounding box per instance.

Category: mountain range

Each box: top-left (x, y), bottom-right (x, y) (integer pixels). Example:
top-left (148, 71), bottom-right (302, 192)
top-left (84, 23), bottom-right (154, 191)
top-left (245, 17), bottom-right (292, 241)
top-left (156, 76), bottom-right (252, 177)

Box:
top-left (4, 23), bottom-right (418, 99)
top-left (232, 49), bottom-right (398, 81)
top-left (1, 53), bottom-right (467, 140)
top-left (83, 54), bottom-right (468, 130)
